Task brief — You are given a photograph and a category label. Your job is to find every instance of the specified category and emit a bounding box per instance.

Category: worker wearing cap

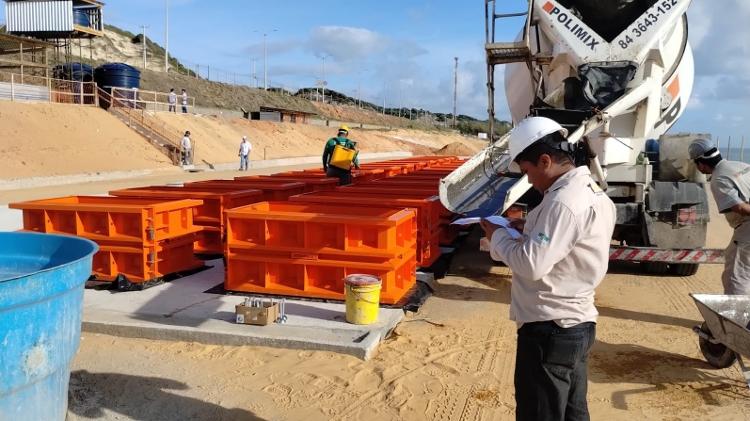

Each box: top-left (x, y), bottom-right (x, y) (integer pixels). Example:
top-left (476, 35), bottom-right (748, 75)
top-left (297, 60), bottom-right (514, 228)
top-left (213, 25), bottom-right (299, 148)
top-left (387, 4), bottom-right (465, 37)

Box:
top-left (322, 125), bottom-right (359, 185)
top-left (480, 116), bottom-right (616, 421)
top-left (690, 138), bottom-right (750, 295)
top-left (238, 135), bottom-right (252, 171)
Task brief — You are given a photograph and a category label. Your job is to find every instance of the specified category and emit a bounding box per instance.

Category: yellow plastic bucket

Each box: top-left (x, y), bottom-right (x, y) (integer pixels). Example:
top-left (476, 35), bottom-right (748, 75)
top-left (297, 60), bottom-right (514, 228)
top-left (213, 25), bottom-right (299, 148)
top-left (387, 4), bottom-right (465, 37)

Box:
top-left (344, 274), bottom-right (381, 325)
top-left (330, 144), bottom-right (357, 170)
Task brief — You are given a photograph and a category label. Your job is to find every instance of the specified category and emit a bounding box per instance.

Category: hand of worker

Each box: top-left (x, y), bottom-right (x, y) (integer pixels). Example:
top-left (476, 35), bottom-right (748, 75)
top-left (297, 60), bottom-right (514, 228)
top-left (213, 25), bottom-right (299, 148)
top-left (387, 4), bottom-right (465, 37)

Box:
top-left (479, 218), bottom-right (502, 239)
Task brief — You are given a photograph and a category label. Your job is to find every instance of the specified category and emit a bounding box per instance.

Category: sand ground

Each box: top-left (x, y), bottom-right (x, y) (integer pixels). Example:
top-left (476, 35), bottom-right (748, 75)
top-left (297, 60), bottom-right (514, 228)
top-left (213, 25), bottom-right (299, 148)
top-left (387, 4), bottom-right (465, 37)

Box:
top-left (63, 230), bottom-right (750, 421)
top-left (2, 167), bottom-right (730, 420)
top-left (0, 100), bottom-right (482, 182)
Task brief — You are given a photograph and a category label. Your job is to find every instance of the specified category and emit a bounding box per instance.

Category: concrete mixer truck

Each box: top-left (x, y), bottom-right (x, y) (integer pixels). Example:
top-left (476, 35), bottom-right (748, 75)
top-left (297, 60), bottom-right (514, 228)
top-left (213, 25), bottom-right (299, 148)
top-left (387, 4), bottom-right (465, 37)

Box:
top-left (440, 0), bottom-right (723, 275)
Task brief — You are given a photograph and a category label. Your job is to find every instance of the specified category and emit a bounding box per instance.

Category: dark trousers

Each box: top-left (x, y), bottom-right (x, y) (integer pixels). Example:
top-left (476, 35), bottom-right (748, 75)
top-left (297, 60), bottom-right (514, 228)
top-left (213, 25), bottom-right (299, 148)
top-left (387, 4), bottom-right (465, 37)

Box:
top-left (326, 166), bottom-right (352, 186)
top-left (515, 321), bottom-right (596, 421)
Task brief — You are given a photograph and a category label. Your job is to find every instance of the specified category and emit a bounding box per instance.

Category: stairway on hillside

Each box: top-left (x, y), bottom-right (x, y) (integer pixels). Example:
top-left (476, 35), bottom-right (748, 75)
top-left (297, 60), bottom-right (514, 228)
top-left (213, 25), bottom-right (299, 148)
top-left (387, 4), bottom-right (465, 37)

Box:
top-left (98, 88), bottom-right (183, 166)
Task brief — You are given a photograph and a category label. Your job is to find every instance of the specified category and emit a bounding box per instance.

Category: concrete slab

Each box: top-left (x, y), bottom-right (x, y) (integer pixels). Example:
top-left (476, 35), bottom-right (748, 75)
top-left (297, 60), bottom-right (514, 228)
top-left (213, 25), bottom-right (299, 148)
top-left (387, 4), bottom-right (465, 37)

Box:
top-left (81, 259), bottom-right (404, 360)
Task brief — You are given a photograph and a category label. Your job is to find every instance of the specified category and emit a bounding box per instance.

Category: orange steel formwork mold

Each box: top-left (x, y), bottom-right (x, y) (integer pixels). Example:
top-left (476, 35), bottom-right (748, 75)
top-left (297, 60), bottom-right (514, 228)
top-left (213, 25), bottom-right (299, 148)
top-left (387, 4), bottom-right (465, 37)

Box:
top-left (335, 186), bottom-right (458, 244)
top-left (92, 234), bottom-right (204, 282)
top-left (357, 163), bottom-right (412, 176)
top-left (300, 168), bottom-right (385, 183)
top-left (9, 196), bottom-right (203, 244)
top-left (184, 180), bottom-right (307, 201)
top-left (354, 179), bottom-right (443, 189)
top-left (225, 251), bottom-right (417, 304)
top-left (9, 196), bottom-right (205, 283)
top-left (289, 192), bottom-right (442, 266)
top-left (234, 175), bottom-right (340, 193)
top-left (225, 202), bottom-right (418, 303)
top-left (109, 186), bottom-right (264, 255)
top-left (226, 202), bottom-right (416, 260)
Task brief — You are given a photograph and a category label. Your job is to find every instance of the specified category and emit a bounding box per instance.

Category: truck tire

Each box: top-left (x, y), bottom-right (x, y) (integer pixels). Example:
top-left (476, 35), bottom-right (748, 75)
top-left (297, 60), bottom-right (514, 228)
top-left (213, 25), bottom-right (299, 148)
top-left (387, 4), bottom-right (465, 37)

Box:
top-left (671, 263), bottom-right (699, 276)
top-left (698, 323), bottom-right (737, 369)
top-left (642, 262), bottom-right (669, 275)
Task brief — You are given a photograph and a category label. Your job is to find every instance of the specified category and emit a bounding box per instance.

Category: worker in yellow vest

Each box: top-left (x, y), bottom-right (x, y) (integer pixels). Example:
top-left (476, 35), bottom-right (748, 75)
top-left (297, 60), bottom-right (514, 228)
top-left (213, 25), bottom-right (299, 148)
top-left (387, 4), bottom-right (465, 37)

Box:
top-left (322, 125), bottom-right (359, 185)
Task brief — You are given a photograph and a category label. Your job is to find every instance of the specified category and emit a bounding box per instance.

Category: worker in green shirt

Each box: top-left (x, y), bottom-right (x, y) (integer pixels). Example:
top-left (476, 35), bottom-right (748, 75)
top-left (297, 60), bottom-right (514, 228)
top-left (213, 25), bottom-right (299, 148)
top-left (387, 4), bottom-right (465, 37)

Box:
top-left (322, 125), bottom-right (360, 185)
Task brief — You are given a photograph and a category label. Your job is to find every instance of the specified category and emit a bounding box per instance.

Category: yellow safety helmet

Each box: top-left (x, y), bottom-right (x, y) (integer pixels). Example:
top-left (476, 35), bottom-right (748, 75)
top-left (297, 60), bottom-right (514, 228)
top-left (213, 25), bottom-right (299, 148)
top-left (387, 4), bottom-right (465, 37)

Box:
top-left (338, 125), bottom-right (350, 133)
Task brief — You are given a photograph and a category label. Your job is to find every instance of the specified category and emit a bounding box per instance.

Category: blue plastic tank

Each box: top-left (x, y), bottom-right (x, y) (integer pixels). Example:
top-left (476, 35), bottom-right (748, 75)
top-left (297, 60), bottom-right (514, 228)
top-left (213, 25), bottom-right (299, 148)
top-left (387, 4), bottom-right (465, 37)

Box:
top-left (0, 232), bottom-right (97, 420)
top-left (94, 63), bottom-right (141, 90)
top-left (53, 63), bottom-right (94, 82)
top-left (73, 9), bottom-right (91, 27)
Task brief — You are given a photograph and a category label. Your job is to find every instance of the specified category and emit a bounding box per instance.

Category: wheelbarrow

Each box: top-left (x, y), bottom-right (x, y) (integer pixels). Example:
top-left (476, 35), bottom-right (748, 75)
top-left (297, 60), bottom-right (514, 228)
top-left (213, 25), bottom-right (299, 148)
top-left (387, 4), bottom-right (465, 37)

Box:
top-left (690, 294), bottom-right (750, 388)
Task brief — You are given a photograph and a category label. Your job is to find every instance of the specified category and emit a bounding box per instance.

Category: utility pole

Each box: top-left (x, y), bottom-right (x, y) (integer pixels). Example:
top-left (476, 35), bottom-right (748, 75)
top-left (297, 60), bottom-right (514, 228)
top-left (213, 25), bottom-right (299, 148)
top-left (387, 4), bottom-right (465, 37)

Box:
top-left (398, 81), bottom-right (403, 118)
top-left (252, 58), bottom-right (257, 88)
top-left (322, 55), bottom-right (327, 104)
top-left (141, 25), bottom-right (149, 69)
top-left (453, 57), bottom-right (458, 128)
top-left (255, 29), bottom-right (278, 91)
top-left (164, 0), bottom-right (169, 73)
top-left (263, 33), bottom-right (268, 89)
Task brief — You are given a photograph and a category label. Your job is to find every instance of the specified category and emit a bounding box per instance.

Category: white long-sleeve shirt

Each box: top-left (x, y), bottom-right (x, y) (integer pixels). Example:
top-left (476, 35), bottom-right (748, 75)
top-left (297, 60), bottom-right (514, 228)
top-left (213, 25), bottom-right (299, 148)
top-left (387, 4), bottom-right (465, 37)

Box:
top-left (181, 136), bottom-right (191, 150)
top-left (489, 166), bottom-right (615, 327)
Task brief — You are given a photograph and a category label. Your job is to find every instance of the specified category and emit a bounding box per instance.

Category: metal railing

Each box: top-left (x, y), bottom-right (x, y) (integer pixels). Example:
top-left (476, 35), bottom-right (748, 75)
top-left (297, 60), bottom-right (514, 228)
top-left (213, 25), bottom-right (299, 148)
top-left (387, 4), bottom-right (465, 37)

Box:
top-left (109, 86), bottom-right (195, 114)
top-left (717, 136), bottom-right (750, 164)
top-left (0, 71), bottom-right (98, 106)
top-left (99, 87), bottom-right (187, 165)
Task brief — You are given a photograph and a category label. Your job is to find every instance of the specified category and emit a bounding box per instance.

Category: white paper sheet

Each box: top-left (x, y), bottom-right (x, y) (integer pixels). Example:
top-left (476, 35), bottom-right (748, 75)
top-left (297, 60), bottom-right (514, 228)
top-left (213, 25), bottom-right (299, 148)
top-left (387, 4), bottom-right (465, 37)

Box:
top-left (451, 215), bottom-right (522, 239)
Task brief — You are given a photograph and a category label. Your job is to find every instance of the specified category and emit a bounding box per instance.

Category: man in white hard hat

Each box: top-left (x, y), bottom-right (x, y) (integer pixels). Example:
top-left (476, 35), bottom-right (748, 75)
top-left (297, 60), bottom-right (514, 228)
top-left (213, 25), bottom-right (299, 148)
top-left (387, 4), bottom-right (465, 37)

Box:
top-left (690, 138), bottom-right (750, 295)
top-left (480, 116), bottom-right (616, 421)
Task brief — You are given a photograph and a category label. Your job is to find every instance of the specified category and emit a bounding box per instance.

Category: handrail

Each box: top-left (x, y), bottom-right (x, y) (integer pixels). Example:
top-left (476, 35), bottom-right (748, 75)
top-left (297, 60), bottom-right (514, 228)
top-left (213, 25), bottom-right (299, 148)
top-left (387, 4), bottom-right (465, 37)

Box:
top-left (99, 87), bottom-right (183, 165)
top-left (0, 70), bottom-right (97, 106)
top-left (110, 86), bottom-right (195, 113)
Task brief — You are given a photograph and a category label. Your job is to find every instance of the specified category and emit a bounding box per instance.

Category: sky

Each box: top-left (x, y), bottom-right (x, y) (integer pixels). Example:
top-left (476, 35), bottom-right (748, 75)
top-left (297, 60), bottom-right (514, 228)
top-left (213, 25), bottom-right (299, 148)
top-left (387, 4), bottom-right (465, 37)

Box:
top-left (2, 1), bottom-right (748, 141)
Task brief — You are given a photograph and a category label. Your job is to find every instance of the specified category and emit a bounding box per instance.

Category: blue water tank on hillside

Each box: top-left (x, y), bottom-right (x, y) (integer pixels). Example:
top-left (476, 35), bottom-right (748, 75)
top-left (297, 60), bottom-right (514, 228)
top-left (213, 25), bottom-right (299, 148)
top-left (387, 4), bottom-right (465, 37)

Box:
top-left (53, 62), bottom-right (94, 82)
top-left (73, 9), bottom-right (91, 27)
top-left (94, 63), bottom-right (141, 90)
top-left (0, 232), bottom-right (97, 420)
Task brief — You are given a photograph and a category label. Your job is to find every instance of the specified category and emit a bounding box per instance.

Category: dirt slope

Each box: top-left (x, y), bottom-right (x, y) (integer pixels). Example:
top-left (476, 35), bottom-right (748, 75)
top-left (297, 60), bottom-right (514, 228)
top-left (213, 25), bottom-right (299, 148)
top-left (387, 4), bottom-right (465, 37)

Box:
top-left (153, 112), bottom-right (485, 165)
top-left (0, 101), bottom-right (172, 179)
top-left (0, 100), bottom-right (483, 181)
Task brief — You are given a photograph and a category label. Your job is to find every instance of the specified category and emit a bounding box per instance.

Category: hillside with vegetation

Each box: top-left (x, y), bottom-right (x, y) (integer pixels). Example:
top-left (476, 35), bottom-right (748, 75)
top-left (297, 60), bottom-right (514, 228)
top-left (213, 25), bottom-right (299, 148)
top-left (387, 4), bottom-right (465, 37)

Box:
top-left (2, 23), bottom-right (509, 133)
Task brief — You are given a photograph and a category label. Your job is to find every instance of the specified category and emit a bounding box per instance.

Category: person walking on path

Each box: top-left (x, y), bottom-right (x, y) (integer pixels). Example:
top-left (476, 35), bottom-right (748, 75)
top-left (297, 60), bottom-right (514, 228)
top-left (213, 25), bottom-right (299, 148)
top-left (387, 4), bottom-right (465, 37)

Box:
top-left (168, 88), bottom-right (177, 113)
top-left (181, 89), bottom-right (189, 113)
top-left (322, 125), bottom-right (359, 185)
top-left (181, 131), bottom-right (193, 165)
top-left (690, 138), bottom-right (750, 295)
top-left (238, 136), bottom-right (252, 171)
top-left (480, 116), bottom-right (616, 421)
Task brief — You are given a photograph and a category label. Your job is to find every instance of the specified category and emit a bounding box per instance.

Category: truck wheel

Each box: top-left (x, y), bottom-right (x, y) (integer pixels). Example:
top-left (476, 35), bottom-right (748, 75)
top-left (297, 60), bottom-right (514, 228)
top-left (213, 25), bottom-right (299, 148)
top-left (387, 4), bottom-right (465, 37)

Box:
top-left (698, 323), bottom-right (737, 368)
top-left (642, 262), bottom-right (669, 275)
top-left (671, 263), bottom-right (699, 276)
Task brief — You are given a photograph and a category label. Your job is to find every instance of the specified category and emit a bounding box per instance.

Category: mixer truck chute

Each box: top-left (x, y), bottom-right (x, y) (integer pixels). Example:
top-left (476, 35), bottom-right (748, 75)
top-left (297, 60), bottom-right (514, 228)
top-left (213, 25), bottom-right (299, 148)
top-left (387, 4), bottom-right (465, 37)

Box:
top-left (442, 0), bottom-right (723, 275)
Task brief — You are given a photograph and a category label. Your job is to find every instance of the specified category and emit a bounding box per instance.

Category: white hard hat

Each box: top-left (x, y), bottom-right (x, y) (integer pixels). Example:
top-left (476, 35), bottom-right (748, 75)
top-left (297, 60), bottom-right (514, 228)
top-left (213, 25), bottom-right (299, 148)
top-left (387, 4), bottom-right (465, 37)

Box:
top-left (688, 138), bottom-right (718, 160)
top-left (508, 117), bottom-right (568, 162)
